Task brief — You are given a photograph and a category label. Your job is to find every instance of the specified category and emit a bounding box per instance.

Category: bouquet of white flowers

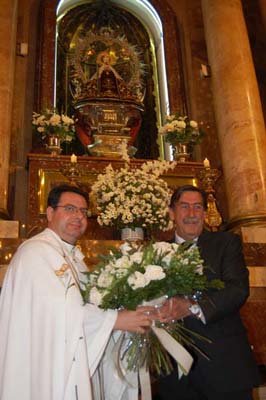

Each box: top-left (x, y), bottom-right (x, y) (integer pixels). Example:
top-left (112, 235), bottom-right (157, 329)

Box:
top-left (159, 114), bottom-right (204, 145)
top-left (81, 241), bottom-right (223, 376)
top-left (90, 160), bottom-right (176, 232)
top-left (32, 108), bottom-right (75, 142)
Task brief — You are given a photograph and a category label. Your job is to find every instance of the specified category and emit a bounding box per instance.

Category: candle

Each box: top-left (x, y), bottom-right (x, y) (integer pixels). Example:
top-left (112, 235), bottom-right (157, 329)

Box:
top-left (203, 158), bottom-right (210, 169)
top-left (70, 153), bottom-right (77, 163)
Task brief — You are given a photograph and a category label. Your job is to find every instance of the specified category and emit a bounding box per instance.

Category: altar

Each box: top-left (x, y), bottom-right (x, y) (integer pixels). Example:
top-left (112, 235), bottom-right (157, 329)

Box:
top-left (26, 153), bottom-right (205, 240)
top-left (0, 152), bottom-right (265, 368)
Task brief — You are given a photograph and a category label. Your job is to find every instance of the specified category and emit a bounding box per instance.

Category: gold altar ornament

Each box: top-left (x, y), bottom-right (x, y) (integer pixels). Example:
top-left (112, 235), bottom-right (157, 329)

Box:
top-left (198, 161), bottom-right (222, 231)
top-left (69, 27), bottom-right (145, 158)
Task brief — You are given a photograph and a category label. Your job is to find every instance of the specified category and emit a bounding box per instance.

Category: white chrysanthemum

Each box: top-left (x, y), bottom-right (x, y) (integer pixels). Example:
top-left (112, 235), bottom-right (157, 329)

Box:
top-left (90, 160), bottom-right (176, 229)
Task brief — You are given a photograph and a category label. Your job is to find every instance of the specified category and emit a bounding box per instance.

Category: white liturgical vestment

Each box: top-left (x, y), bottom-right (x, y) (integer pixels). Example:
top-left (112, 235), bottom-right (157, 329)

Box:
top-left (0, 228), bottom-right (118, 400)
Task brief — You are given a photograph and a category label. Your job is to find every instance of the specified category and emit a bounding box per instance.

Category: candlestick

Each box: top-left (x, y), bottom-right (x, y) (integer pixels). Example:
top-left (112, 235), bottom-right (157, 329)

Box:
top-left (197, 166), bottom-right (222, 231)
top-left (70, 153), bottom-right (77, 163)
top-left (203, 157), bottom-right (210, 169)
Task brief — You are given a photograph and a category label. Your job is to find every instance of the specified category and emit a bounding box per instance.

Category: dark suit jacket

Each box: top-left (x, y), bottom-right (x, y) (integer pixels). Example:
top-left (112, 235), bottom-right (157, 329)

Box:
top-left (167, 230), bottom-right (260, 392)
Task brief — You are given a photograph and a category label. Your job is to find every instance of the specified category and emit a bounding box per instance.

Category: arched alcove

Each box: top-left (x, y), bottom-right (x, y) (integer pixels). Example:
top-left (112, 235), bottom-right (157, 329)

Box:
top-left (56, 0), bottom-right (169, 114)
top-left (35, 0), bottom-right (186, 159)
top-left (55, 0), bottom-right (170, 158)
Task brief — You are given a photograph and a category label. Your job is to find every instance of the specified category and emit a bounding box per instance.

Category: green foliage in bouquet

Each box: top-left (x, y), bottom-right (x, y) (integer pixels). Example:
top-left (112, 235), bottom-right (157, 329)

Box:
top-left (81, 241), bottom-right (223, 311)
top-left (80, 241), bottom-right (224, 376)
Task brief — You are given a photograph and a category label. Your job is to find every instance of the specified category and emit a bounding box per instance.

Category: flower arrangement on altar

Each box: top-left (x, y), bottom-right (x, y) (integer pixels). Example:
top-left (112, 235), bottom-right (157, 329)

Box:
top-left (80, 241), bottom-right (223, 375)
top-left (159, 114), bottom-right (204, 146)
top-left (32, 108), bottom-right (75, 142)
top-left (90, 156), bottom-right (176, 232)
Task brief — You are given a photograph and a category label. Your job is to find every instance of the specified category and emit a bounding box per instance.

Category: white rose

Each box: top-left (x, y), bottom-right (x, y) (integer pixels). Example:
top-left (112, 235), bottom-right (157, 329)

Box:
top-left (144, 265), bottom-right (166, 283)
top-left (97, 271), bottom-right (113, 288)
top-left (195, 264), bottom-right (203, 275)
top-left (153, 242), bottom-right (173, 254)
top-left (49, 114), bottom-right (61, 125)
top-left (190, 120), bottom-right (198, 129)
top-left (159, 126), bottom-right (166, 134)
top-left (129, 251), bottom-right (143, 264)
top-left (127, 271), bottom-right (147, 290)
top-left (120, 242), bottom-right (133, 255)
top-left (65, 135), bottom-right (73, 142)
top-left (89, 287), bottom-right (103, 306)
top-left (175, 120), bottom-right (186, 129)
top-left (112, 255), bottom-right (131, 269)
top-left (166, 114), bottom-right (175, 122)
top-left (162, 254), bottom-right (172, 265)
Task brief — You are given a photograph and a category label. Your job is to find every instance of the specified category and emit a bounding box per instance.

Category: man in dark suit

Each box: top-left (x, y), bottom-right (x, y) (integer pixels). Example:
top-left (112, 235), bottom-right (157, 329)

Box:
top-left (158, 185), bottom-right (260, 400)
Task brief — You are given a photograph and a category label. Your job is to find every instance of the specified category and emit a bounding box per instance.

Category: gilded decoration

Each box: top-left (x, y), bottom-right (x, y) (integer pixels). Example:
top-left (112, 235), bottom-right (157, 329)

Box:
top-left (27, 153), bottom-right (203, 239)
top-left (69, 27), bottom-right (145, 157)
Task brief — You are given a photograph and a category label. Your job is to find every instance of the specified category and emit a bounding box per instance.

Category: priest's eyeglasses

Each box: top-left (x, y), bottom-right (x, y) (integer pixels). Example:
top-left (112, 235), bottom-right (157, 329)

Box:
top-left (54, 204), bottom-right (89, 218)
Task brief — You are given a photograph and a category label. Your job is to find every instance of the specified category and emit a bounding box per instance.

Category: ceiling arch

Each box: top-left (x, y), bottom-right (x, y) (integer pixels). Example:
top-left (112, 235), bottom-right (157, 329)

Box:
top-left (57, 0), bottom-right (162, 48)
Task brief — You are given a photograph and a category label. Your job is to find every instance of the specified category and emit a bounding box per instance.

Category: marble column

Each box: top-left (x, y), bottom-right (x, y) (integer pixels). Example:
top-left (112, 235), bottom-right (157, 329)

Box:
top-left (258, 0), bottom-right (266, 33)
top-left (0, 0), bottom-right (18, 218)
top-left (201, 0), bottom-right (266, 229)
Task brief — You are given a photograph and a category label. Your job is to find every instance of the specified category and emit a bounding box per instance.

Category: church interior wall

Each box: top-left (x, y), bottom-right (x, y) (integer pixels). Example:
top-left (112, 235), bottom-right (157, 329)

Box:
top-left (4, 0), bottom-right (266, 229)
top-left (1, 0), bottom-right (266, 384)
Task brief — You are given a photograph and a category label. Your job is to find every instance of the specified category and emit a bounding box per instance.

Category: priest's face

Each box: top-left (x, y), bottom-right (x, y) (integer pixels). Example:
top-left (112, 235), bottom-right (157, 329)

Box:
top-left (47, 192), bottom-right (88, 244)
top-left (169, 191), bottom-right (206, 241)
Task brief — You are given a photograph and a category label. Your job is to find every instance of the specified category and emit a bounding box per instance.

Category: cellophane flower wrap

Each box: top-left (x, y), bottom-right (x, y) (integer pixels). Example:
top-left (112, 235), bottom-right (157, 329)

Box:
top-left (32, 108), bottom-right (75, 142)
top-left (81, 241), bottom-right (223, 376)
top-left (159, 114), bottom-right (204, 145)
top-left (90, 160), bottom-right (176, 232)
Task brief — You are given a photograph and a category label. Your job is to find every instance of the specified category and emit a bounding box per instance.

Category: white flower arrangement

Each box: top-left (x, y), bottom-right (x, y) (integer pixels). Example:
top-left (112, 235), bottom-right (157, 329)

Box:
top-left (81, 241), bottom-right (223, 375)
top-left (91, 159), bottom-right (176, 231)
top-left (159, 113), bottom-right (204, 145)
top-left (81, 240), bottom-right (222, 310)
top-left (32, 108), bottom-right (75, 142)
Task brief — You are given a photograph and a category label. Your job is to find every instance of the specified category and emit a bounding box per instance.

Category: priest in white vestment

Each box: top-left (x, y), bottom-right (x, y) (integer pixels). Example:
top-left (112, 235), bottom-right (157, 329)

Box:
top-left (0, 185), bottom-right (152, 400)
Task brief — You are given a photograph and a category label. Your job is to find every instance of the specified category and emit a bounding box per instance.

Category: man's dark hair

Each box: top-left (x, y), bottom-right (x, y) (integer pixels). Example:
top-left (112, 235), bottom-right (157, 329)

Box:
top-left (170, 185), bottom-right (208, 210)
top-left (47, 184), bottom-right (89, 208)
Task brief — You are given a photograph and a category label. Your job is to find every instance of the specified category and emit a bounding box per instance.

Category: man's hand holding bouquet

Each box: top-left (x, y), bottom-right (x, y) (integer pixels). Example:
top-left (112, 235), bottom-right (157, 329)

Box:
top-left (81, 240), bottom-right (223, 383)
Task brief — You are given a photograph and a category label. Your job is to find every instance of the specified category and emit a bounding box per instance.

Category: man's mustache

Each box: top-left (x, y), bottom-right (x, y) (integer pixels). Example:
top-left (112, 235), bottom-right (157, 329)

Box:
top-left (183, 217), bottom-right (200, 224)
